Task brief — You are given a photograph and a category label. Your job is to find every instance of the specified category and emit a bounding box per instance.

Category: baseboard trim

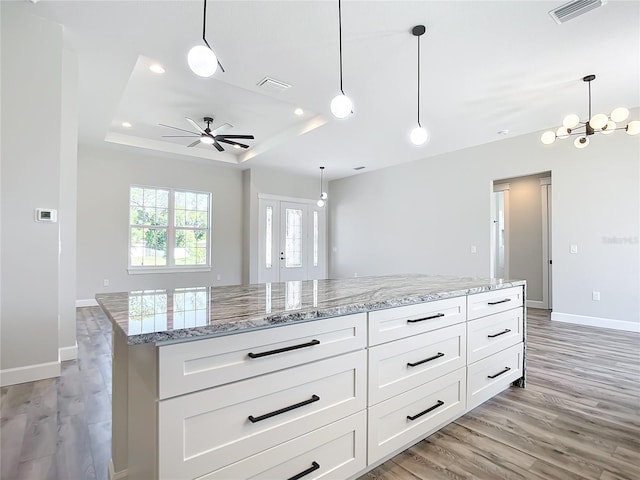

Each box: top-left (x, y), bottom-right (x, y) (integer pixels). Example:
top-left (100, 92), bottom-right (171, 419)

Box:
top-left (551, 312), bottom-right (640, 332)
top-left (76, 299), bottom-right (98, 307)
top-left (0, 361), bottom-right (60, 387)
top-left (109, 459), bottom-right (128, 480)
top-left (59, 343), bottom-right (78, 362)
top-left (526, 300), bottom-right (546, 309)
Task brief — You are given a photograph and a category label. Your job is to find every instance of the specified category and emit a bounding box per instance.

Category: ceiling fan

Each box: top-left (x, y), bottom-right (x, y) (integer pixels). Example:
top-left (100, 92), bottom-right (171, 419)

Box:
top-left (160, 116), bottom-right (254, 152)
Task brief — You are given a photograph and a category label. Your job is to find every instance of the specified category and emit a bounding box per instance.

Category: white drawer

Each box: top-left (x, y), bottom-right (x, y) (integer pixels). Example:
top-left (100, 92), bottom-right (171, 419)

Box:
top-left (467, 308), bottom-right (523, 364)
top-left (467, 286), bottom-right (523, 320)
top-left (198, 411), bottom-right (367, 480)
top-left (368, 296), bottom-right (466, 346)
top-left (367, 367), bottom-right (466, 464)
top-left (158, 350), bottom-right (366, 480)
top-left (158, 313), bottom-right (366, 399)
top-left (467, 342), bottom-right (523, 410)
top-left (368, 322), bottom-right (466, 405)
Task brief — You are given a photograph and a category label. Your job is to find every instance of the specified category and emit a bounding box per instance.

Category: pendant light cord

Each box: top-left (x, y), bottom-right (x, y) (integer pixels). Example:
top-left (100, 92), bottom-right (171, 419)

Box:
top-left (338, 0), bottom-right (344, 95)
top-left (200, 0), bottom-right (225, 72)
top-left (417, 33), bottom-right (421, 127)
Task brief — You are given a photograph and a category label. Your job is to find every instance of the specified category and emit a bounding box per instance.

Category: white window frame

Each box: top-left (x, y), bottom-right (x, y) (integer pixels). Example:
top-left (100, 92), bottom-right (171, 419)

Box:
top-left (128, 185), bottom-right (212, 274)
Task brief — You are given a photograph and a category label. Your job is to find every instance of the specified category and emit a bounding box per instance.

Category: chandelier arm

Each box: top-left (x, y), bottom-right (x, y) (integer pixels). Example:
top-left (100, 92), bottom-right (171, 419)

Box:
top-left (201, 0), bottom-right (225, 73)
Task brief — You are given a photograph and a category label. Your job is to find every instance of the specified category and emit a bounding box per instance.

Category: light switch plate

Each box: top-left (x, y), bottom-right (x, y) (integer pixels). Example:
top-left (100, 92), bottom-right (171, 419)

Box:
top-left (570, 244), bottom-right (578, 254)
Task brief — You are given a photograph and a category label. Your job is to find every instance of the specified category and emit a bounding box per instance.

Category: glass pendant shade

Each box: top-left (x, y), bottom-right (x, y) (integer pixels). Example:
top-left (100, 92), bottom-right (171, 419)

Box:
top-left (317, 199), bottom-right (325, 207)
top-left (410, 126), bottom-right (428, 145)
top-left (556, 126), bottom-right (570, 139)
top-left (188, 45), bottom-right (218, 77)
top-left (626, 120), bottom-right (640, 135)
top-left (200, 135), bottom-right (214, 144)
top-left (330, 94), bottom-right (353, 118)
top-left (563, 114), bottom-right (580, 129)
top-left (574, 136), bottom-right (589, 149)
top-left (320, 192), bottom-right (328, 200)
top-left (601, 120), bottom-right (616, 135)
top-left (541, 131), bottom-right (556, 144)
top-left (590, 113), bottom-right (608, 130)
top-left (611, 107), bottom-right (629, 123)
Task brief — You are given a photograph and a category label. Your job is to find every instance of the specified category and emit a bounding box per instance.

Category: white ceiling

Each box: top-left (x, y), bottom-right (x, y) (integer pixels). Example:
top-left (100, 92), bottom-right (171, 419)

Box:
top-left (17, 0), bottom-right (640, 180)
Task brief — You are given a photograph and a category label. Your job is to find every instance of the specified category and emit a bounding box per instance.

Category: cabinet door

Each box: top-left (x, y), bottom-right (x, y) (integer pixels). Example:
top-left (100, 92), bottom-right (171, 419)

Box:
top-left (158, 351), bottom-right (366, 480)
top-left (467, 342), bottom-right (523, 410)
top-left (467, 308), bottom-right (523, 363)
top-left (368, 322), bottom-right (466, 405)
top-left (198, 411), bottom-right (367, 480)
top-left (159, 312), bottom-right (366, 399)
top-left (367, 367), bottom-right (466, 465)
top-left (368, 296), bottom-right (466, 346)
top-left (467, 286), bottom-right (523, 320)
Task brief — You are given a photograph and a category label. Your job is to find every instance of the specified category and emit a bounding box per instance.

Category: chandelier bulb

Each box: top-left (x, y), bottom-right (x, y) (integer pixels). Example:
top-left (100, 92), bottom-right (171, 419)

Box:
top-left (611, 107), bottom-right (629, 123)
top-left (574, 136), bottom-right (589, 149)
top-left (317, 199), bottom-right (325, 208)
top-left (556, 126), bottom-right (570, 139)
top-left (626, 120), bottom-right (640, 136)
top-left (590, 113), bottom-right (608, 130)
top-left (601, 120), bottom-right (616, 135)
top-left (563, 114), bottom-right (580, 129)
top-left (541, 131), bottom-right (556, 145)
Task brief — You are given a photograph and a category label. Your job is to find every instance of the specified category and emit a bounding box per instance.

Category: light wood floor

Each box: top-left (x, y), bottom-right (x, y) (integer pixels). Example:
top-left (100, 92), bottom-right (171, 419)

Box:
top-left (1, 308), bottom-right (639, 480)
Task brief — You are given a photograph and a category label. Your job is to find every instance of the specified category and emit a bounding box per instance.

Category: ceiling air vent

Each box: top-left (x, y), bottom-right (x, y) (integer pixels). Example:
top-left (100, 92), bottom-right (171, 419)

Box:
top-left (257, 76), bottom-right (291, 94)
top-left (549, 0), bottom-right (606, 24)
top-left (353, 166), bottom-right (366, 171)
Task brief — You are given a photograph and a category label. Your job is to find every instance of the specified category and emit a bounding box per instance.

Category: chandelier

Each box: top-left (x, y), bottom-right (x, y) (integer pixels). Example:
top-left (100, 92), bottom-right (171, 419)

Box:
top-left (541, 75), bottom-right (640, 149)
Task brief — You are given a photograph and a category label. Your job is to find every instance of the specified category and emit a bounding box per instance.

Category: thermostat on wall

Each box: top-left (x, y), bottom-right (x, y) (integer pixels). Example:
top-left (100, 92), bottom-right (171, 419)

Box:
top-left (35, 208), bottom-right (57, 223)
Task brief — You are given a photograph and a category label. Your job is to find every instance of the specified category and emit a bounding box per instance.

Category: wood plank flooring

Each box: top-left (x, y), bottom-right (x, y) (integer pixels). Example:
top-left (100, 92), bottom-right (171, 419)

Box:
top-left (1, 308), bottom-right (639, 480)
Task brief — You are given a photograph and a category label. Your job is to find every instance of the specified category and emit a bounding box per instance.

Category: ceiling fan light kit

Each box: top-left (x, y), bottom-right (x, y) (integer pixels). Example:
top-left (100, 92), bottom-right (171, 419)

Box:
top-left (330, 0), bottom-right (353, 119)
top-left (541, 74), bottom-right (639, 148)
top-left (410, 25), bottom-right (428, 146)
top-left (188, 0), bottom-right (224, 77)
top-left (161, 116), bottom-right (254, 152)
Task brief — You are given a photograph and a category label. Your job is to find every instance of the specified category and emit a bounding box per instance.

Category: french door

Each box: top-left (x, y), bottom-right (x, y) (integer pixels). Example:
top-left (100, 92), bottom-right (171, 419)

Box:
top-left (258, 196), bottom-right (327, 283)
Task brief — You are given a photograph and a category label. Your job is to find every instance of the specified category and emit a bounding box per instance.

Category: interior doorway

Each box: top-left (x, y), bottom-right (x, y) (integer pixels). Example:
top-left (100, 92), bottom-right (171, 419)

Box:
top-left (257, 195), bottom-right (327, 283)
top-left (491, 173), bottom-right (552, 309)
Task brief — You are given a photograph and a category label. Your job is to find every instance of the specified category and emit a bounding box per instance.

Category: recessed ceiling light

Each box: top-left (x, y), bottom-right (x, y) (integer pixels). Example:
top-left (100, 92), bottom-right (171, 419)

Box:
top-left (149, 64), bottom-right (165, 74)
top-left (121, 122), bottom-right (132, 128)
top-left (498, 129), bottom-right (510, 135)
top-left (294, 108), bottom-right (304, 116)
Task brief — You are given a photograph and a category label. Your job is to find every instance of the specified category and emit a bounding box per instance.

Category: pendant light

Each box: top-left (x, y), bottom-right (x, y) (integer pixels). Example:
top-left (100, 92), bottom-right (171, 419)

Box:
top-left (541, 74), bottom-right (640, 148)
top-left (188, 0), bottom-right (225, 77)
top-left (330, 0), bottom-right (353, 118)
top-left (410, 25), bottom-right (428, 146)
top-left (317, 167), bottom-right (328, 207)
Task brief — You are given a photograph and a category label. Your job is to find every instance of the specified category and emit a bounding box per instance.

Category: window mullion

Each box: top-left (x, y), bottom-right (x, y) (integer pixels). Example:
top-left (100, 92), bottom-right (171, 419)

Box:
top-left (168, 189), bottom-right (176, 266)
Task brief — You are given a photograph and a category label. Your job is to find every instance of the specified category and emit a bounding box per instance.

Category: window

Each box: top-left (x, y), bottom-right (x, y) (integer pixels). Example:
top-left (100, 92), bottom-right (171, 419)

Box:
top-left (129, 186), bottom-right (211, 272)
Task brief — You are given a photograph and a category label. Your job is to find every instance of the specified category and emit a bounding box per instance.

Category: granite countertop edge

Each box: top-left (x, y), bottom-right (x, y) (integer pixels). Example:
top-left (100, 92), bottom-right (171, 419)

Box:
top-left (96, 279), bottom-right (525, 346)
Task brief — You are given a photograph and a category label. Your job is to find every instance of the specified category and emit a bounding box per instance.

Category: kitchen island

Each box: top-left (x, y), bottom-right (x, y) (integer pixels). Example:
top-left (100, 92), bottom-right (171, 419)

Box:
top-left (97, 274), bottom-right (526, 480)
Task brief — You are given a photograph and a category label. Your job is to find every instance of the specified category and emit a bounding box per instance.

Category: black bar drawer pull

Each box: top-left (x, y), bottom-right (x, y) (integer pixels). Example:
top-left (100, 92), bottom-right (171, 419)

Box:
top-left (407, 313), bottom-right (444, 323)
top-left (407, 400), bottom-right (445, 421)
top-left (288, 461), bottom-right (320, 480)
top-left (248, 395), bottom-right (320, 423)
top-left (407, 352), bottom-right (445, 367)
top-left (487, 298), bottom-right (511, 306)
top-left (248, 339), bottom-right (320, 358)
top-left (487, 367), bottom-right (511, 379)
top-left (487, 328), bottom-right (511, 338)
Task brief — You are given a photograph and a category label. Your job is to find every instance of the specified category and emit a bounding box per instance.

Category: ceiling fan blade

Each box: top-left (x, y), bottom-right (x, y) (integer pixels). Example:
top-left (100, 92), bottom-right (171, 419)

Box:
top-left (185, 117), bottom-right (207, 134)
top-left (218, 139), bottom-right (249, 149)
top-left (212, 140), bottom-right (224, 152)
top-left (162, 135), bottom-right (200, 138)
top-left (216, 134), bottom-right (254, 140)
top-left (211, 122), bottom-right (233, 135)
top-left (187, 140), bottom-right (201, 148)
top-left (159, 123), bottom-right (199, 135)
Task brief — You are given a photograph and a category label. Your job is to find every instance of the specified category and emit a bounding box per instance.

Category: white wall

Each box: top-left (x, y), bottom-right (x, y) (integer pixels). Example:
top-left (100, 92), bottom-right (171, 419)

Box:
top-left (1, 5), bottom-right (64, 384)
top-left (329, 126), bottom-right (639, 329)
top-left (76, 145), bottom-right (243, 301)
top-left (243, 166), bottom-right (322, 283)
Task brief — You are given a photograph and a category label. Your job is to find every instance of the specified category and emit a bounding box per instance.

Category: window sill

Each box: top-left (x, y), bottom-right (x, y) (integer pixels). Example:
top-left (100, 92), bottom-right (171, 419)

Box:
top-left (128, 266), bottom-right (212, 275)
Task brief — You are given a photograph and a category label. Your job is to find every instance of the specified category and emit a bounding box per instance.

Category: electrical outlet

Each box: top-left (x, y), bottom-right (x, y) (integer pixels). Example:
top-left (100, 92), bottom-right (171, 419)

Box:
top-left (103, 279), bottom-right (109, 287)
top-left (592, 291), bottom-right (601, 301)
top-left (216, 274), bottom-right (221, 281)
top-left (570, 244), bottom-right (578, 254)
top-left (470, 245), bottom-right (477, 254)
top-left (354, 272), bottom-right (358, 278)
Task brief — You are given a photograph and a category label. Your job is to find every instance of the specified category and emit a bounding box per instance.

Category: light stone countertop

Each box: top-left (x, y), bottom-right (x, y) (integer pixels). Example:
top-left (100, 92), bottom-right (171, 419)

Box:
top-left (95, 274), bottom-right (525, 345)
